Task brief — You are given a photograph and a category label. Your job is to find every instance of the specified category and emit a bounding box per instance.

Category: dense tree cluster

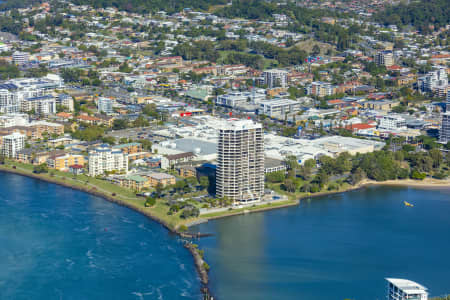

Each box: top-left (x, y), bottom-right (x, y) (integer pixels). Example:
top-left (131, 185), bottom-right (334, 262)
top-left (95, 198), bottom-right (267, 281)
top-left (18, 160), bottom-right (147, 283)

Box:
top-left (72, 125), bottom-right (105, 142)
top-left (69, 0), bottom-right (226, 14)
top-left (60, 68), bottom-right (102, 86)
top-left (172, 41), bottom-right (219, 62)
top-left (215, 0), bottom-right (278, 20)
top-left (173, 39), bottom-right (309, 69)
top-left (374, 0), bottom-right (450, 33)
top-left (0, 0), bottom-right (41, 10)
top-left (0, 61), bottom-right (20, 80)
top-left (217, 1), bottom-right (354, 50)
top-left (250, 41), bottom-right (308, 66)
top-left (222, 52), bottom-right (265, 70)
top-left (0, 15), bottom-right (23, 35)
top-left (273, 144), bottom-right (449, 195)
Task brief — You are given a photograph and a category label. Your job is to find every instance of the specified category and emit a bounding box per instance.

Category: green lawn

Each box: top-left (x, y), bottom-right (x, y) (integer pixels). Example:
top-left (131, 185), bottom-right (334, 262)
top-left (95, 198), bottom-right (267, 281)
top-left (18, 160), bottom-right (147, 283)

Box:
top-left (201, 199), bottom-right (298, 218)
top-left (266, 181), bottom-right (355, 201)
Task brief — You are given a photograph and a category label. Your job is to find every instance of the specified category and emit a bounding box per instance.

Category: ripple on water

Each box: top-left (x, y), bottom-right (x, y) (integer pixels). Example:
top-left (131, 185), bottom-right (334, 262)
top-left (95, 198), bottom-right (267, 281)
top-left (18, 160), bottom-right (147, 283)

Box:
top-left (75, 226), bottom-right (90, 232)
top-left (132, 290), bottom-right (154, 300)
top-left (0, 172), bottom-right (202, 300)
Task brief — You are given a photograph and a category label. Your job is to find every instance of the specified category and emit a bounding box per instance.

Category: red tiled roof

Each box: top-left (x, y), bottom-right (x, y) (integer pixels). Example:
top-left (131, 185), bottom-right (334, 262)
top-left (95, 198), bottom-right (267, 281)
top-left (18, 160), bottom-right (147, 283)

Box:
top-left (56, 112), bottom-right (72, 118)
top-left (431, 54), bottom-right (450, 59)
top-left (77, 115), bottom-right (101, 121)
top-left (328, 99), bottom-right (344, 104)
top-left (69, 164), bottom-right (83, 169)
top-left (346, 123), bottom-right (376, 130)
top-left (388, 65), bottom-right (402, 71)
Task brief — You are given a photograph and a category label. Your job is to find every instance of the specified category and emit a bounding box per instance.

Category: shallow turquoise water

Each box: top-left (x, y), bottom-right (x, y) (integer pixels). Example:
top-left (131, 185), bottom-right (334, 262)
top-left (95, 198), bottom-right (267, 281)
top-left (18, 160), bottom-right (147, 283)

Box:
top-left (193, 186), bottom-right (450, 300)
top-left (0, 172), bottom-right (201, 300)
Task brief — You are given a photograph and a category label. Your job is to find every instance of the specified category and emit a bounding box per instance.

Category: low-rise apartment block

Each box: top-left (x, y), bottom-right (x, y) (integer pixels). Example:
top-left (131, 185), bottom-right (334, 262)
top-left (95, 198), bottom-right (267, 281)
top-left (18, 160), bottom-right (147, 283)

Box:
top-left (88, 144), bottom-right (128, 177)
top-left (112, 142), bottom-right (143, 154)
top-left (379, 114), bottom-right (407, 131)
top-left (259, 98), bottom-right (301, 117)
top-left (47, 153), bottom-right (85, 171)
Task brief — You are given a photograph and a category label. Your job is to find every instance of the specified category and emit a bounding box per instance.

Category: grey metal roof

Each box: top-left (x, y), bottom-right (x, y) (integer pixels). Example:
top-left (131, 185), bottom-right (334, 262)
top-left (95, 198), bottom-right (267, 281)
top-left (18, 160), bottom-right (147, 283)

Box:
top-left (173, 138), bottom-right (217, 155)
top-left (0, 83), bottom-right (18, 90)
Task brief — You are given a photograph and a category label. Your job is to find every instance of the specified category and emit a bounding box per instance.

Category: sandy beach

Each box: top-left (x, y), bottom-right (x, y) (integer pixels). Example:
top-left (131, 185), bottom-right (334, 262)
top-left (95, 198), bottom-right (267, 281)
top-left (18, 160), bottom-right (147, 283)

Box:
top-left (366, 178), bottom-right (450, 188)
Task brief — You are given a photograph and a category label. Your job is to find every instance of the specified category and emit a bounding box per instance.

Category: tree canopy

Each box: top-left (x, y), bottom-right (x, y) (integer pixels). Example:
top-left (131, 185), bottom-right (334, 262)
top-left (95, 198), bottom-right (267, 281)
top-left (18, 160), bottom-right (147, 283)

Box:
top-left (374, 0), bottom-right (450, 33)
top-left (70, 0), bottom-right (227, 14)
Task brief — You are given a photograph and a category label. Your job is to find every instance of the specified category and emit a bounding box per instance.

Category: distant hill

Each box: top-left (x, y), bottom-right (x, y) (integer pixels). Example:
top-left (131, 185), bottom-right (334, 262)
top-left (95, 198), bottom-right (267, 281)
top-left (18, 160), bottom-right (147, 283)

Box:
top-left (0, 0), bottom-right (42, 10)
top-left (0, 0), bottom-right (227, 13)
top-left (373, 0), bottom-right (449, 33)
top-left (70, 0), bottom-right (227, 13)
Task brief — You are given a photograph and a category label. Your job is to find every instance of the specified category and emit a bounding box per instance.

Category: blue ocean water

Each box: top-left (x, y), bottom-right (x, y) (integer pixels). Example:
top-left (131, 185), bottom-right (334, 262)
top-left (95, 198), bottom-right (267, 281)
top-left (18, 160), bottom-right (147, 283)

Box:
top-left (0, 172), bottom-right (201, 300)
top-left (193, 186), bottom-right (450, 300)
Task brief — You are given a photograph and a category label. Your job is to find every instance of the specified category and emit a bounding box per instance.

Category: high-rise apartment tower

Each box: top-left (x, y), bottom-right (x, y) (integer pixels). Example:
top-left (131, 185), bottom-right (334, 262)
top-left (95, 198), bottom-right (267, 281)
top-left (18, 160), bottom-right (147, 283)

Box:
top-left (216, 119), bottom-right (264, 203)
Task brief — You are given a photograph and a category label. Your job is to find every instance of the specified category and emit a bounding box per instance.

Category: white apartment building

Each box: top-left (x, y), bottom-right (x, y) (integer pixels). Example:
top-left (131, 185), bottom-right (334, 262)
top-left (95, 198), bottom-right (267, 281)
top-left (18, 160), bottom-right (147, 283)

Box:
top-left (0, 75), bottom-right (64, 114)
top-left (379, 114), bottom-right (407, 130)
top-left (0, 86), bottom-right (20, 114)
top-left (88, 144), bottom-right (128, 177)
top-left (12, 51), bottom-right (29, 65)
top-left (259, 98), bottom-right (301, 117)
top-left (216, 91), bottom-right (266, 107)
top-left (307, 81), bottom-right (334, 97)
top-left (216, 119), bottom-right (264, 203)
top-left (1, 132), bottom-right (25, 158)
top-left (97, 97), bottom-right (113, 114)
top-left (57, 94), bottom-right (74, 112)
top-left (447, 89), bottom-right (450, 111)
top-left (386, 278), bottom-right (428, 300)
top-left (0, 114), bottom-right (29, 128)
top-left (375, 50), bottom-right (394, 67)
top-left (440, 112), bottom-right (450, 143)
top-left (22, 95), bottom-right (57, 115)
top-left (418, 66), bottom-right (448, 95)
top-left (263, 69), bottom-right (288, 88)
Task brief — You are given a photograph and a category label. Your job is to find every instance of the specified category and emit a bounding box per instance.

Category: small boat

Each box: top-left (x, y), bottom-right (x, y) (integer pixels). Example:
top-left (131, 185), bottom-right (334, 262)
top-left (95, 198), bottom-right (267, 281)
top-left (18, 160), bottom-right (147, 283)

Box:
top-left (404, 201), bottom-right (414, 207)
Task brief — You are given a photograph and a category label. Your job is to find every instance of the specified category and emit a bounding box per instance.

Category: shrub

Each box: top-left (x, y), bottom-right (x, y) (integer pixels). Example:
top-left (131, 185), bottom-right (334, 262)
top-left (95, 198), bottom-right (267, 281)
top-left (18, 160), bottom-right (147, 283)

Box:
top-left (169, 204), bottom-right (180, 213)
top-left (178, 225), bottom-right (188, 232)
top-left (180, 206), bottom-right (200, 219)
top-left (397, 168), bottom-right (409, 179)
top-left (203, 262), bottom-right (210, 271)
top-left (310, 184), bottom-right (320, 193)
top-left (145, 197), bottom-right (156, 207)
top-left (327, 182), bottom-right (338, 191)
top-left (33, 163), bottom-right (48, 174)
top-left (265, 171), bottom-right (285, 183)
top-left (411, 170), bottom-right (426, 180)
top-left (197, 249), bottom-right (204, 258)
top-left (402, 144), bottom-right (415, 152)
top-left (432, 171), bottom-right (447, 180)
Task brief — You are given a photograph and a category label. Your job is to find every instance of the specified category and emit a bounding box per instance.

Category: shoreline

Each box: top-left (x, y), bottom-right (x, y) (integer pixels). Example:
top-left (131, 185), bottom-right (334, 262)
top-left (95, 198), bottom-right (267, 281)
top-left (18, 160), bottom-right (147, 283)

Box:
top-left (202, 200), bottom-right (299, 220)
top-left (295, 178), bottom-right (450, 203)
top-left (366, 178), bottom-right (450, 188)
top-left (199, 177), bottom-right (450, 222)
